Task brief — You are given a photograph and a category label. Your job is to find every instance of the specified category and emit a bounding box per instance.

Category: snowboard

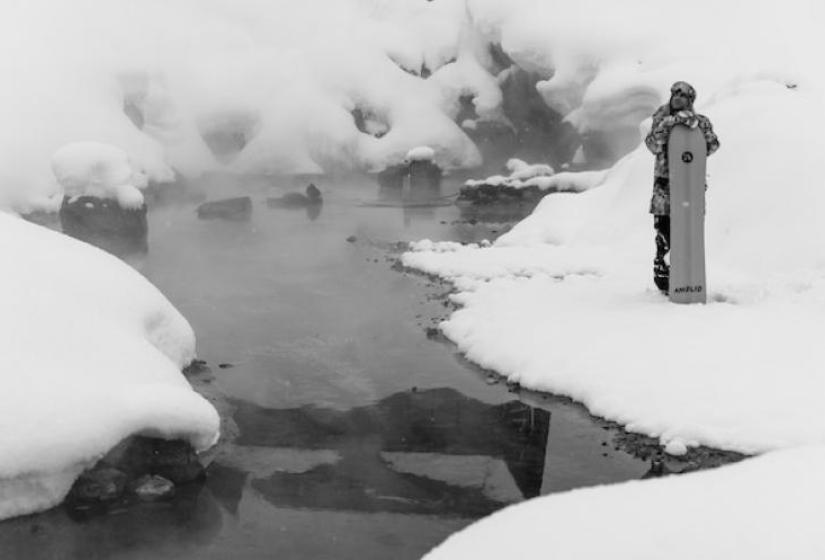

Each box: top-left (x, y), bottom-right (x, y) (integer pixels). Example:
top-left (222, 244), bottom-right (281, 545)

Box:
top-left (668, 124), bottom-right (707, 304)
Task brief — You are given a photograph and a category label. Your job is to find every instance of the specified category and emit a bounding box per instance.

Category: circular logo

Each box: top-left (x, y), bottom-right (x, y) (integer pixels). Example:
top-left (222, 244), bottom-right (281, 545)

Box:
top-left (681, 151), bottom-right (694, 163)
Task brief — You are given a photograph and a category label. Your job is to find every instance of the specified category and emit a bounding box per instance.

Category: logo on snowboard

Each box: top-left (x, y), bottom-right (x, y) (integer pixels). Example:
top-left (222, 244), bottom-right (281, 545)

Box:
top-left (681, 151), bottom-right (694, 163)
top-left (674, 285), bottom-right (703, 294)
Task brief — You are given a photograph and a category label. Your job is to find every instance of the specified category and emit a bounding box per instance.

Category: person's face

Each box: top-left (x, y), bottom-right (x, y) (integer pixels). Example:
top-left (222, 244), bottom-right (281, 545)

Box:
top-left (670, 90), bottom-right (691, 111)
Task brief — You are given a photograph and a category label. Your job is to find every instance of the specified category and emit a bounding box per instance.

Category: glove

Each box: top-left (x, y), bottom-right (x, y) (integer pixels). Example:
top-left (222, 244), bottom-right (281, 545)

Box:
top-left (675, 111), bottom-right (699, 129)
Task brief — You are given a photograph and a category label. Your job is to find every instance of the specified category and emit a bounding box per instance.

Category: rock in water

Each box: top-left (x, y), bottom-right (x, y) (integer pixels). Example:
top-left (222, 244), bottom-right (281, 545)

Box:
top-left (409, 160), bottom-right (442, 199)
top-left (112, 436), bottom-right (206, 484)
top-left (66, 467), bottom-right (127, 504)
top-left (59, 195), bottom-right (148, 256)
top-left (132, 475), bottom-right (175, 501)
top-left (266, 184), bottom-right (322, 208)
top-left (377, 164), bottom-right (408, 192)
top-left (197, 197), bottom-right (252, 221)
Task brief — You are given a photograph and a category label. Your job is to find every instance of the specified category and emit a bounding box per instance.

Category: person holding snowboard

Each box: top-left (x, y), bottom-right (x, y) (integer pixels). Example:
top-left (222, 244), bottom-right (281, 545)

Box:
top-left (644, 81), bottom-right (719, 293)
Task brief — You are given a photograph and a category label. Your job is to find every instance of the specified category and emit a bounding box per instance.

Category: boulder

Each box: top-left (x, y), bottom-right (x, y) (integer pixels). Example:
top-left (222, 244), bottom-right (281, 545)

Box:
top-left (66, 467), bottom-right (127, 504)
top-left (113, 436), bottom-right (206, 484)
top-left (59, 195), bottom-right (148, 256)
top-left (197, 197), bottom-right (252, 221)
top-left (266, 184), bottom-right (322, 208)
top-left (409, 160), bottom-right (442, 199)
top-left (377, 164), bottom-right (408, 191)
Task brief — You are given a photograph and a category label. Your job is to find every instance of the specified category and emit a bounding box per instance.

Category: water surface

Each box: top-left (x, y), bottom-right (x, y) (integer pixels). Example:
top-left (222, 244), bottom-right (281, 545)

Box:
top-left (0, 177), bottom-right (647, 560)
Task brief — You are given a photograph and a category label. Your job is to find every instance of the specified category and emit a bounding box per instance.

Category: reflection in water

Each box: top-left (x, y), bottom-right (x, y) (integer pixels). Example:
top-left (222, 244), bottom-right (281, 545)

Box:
top-left (4, 178), bottom-right (648, 560)
top-left (265, 199), bottom-right (323, 222)
top-left (306, 203), bottom-right (322, 221)
top-left (0, 484), bottom-right (223, 560)
top-left (221, 387), bottom-right (550, 517)
top-left (373, 173), bottom-right (453, 227)
top-left (59, 196), bottom-right (149, 260)
top-left (455, 196), bottom-right (540, 225)
top-left (266, 184), bottom-right (324, 221)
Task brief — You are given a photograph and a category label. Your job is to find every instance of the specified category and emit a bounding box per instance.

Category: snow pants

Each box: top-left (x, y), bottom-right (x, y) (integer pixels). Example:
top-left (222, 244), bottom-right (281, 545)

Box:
top-left (653, 215), bottom-right (670, 292)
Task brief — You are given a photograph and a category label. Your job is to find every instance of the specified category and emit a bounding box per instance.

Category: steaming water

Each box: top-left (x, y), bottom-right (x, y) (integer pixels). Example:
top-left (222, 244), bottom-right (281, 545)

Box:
top-left (0, 177), bottom-right (647, 560)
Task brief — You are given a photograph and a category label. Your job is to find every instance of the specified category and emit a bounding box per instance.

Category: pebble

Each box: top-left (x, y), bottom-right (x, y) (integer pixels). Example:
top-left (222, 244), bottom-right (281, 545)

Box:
top-left (132, 475), bottom-right (175, 501)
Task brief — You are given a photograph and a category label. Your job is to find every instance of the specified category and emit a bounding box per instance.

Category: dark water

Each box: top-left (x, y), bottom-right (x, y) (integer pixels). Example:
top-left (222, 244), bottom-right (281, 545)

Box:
top-left (0, 176), bottom-right (647, 560)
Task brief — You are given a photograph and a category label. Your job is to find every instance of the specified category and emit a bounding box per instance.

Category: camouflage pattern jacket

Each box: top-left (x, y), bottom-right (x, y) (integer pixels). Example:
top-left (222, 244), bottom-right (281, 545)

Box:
top-left (644, 105), bottom-right (720, 215)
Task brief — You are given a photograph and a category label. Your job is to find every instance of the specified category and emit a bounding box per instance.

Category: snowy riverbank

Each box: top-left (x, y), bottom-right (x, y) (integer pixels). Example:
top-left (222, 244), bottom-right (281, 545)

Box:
top-left (0, 213), bottom-right (219, 520)
top-left (403, 76), bottom-right (825, 455)
top-left (426, 445), bottom-right (825, 560)
top-left (402, 1), bottom-right (825, 557)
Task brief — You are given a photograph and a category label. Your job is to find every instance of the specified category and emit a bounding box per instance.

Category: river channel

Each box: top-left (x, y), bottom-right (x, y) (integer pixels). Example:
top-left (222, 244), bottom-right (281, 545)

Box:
top-left (0, 175), bottom-right (647, 560)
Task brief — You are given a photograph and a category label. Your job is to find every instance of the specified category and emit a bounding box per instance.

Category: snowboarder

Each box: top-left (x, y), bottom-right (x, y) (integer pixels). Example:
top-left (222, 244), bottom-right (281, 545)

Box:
top-left (644, 81), bottom-right (719, 293)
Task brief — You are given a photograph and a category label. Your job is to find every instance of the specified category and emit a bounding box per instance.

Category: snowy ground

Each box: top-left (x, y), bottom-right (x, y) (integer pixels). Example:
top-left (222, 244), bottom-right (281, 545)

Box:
top-left (2, 0), bottom-right (824, 550)
top-left (400, 1), bottom-right (825, 557)
top-left (426, 445), bottom-right (825, 560)
top-left (0, 213), bottom-right (219, 520)
top-left (404, 78), bottom-right (825, 455)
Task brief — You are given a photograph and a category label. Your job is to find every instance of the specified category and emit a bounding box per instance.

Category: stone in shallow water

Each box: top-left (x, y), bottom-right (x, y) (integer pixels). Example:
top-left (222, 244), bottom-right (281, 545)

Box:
top-left (377, 164), bottom-right (408, 192)
top-left (105, 436), bottom-right (206, 485)
top-left (132, 475), bottom-right (175, 501)
top-left (126, 437), bottom-right (205, 484)
top-left (409, 160), bottom-right (442, 200)
top-left (66, 467), bottom-right (127, 504)
top-left (59, 195), bottom-right (148, 255)
top-left (266, 184), bottom-right (322, 209)
top-left (196, 197), bottom-right (252, 221)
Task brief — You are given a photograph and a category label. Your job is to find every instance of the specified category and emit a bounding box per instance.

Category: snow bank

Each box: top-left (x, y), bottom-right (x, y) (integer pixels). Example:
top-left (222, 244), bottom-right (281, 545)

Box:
top-left (426, 445), bottom-right (825, 559)
top-left (404, 1), bottom-right (825, 456)
top-left (404, 81), bottom-right (825, 456)
top-left (506, 158), bottom-right (554, 181)
top-left (5, 0), bottom-right (823, 214)
top-left (410, 2), bottom-right (825, 556)
top-left (52, 142), bottom-right (148, 210)
top-left (0, 0), bottom-right (503, 212)
top-left (464, 158), bottom-right (561, 190)
top-left (0, 213), bottom-right (219, 520)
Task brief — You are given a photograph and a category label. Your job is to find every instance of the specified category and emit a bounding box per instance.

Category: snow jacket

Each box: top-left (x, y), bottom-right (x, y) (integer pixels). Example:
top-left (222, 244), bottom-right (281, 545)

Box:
top-left (644, 104), bottom-right (720, 215)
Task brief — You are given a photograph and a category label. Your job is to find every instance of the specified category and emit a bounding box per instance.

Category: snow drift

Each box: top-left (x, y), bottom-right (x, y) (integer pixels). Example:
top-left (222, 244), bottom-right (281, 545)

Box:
top-left (408, 1), bottom-right (825, 556)
top-left (0, 213), bottom-right (219, 520)
top-left (426, 445), bottom-right (825, 560)
top-left (404, 0), bottom-right (825, 457)
top-left (0, 0), bottom-right (498, 213)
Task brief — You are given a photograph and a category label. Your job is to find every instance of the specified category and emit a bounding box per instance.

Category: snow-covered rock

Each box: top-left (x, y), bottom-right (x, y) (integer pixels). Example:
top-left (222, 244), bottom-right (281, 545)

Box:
top-left (405, 146), bottom-right (436, 162)
top-left (664, 439), bottom-right (688, 457)
top-left (52, 142), bottom-right (147, 210)
top-left (463, 158), bottom-right (557, 192)
top-left (505, 158), bottom-right (554, 181)
top-left (0, 212), bottom-right (219, 520)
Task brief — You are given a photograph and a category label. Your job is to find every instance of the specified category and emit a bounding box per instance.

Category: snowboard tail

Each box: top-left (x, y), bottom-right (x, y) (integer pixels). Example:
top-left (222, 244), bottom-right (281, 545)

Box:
top-left (668, 125), bottom-right (707, 304)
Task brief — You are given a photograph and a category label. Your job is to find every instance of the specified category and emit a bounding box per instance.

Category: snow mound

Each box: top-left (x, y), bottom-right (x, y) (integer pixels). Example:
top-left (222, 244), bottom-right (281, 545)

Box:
top-left (52, 142), bottom-right (147, 209)
top-left (464, 158), bottom-right (559, 191)
top-left (406, 146), bottom-right (436, 162)
top-left (4, 0), bottom-right (823, 214)
top-left (404, 2), bottom-right (825, 457)
top-left (505, 158), bottom-right (554, 181)
top-left (0, 213), bottom-right (219, 520)
top-left (425, 445), bottom-right (825, 560)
